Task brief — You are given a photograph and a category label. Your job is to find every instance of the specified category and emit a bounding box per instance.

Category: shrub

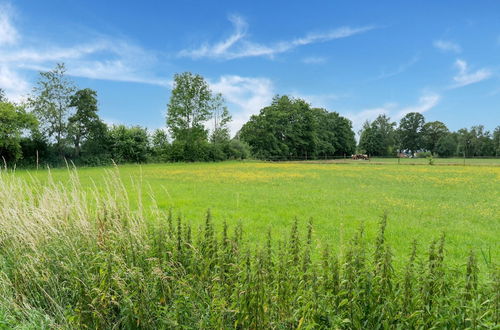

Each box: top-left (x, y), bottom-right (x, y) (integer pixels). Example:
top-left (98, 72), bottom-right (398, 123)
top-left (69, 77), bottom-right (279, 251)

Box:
top-left (416, 151), bottom-right (432, 158)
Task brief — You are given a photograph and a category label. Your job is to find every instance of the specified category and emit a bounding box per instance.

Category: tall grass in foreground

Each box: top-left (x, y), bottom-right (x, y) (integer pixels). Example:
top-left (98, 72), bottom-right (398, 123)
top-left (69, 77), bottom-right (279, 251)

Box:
top-left (0, 169), bottom-right (498, 329)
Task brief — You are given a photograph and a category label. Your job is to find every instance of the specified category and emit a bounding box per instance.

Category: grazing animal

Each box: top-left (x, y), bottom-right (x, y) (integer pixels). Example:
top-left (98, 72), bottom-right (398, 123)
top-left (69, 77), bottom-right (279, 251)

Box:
top-left (351, 154), bottom-right (369, 160)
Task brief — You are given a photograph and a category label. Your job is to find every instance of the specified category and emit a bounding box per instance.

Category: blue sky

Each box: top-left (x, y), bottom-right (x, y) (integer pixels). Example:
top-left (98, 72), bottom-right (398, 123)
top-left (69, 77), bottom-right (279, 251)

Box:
top-left (1, 0), bottom-right (499, 136)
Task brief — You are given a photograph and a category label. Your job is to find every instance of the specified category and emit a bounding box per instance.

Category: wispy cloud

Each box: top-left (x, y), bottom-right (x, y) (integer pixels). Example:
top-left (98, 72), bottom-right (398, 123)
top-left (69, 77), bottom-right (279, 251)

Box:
top-left (371, 54), bottom-right (420, 81)
top-left (0, 3), bottom-right (18, 46)
top-left (301, 56), bottom-right (328, 64)
top-left (179, 15), bottom-right (375, 60)
top-left (451, 59), bottom-right (491, 88)
top-left (209, 75), bottom-right (274, 135)
top-left (0, 3), bottom-right (170, 101)
top-left (395, 92), bottom-right (440, 118)
top-left (433, 40), bottom-right (461, 53)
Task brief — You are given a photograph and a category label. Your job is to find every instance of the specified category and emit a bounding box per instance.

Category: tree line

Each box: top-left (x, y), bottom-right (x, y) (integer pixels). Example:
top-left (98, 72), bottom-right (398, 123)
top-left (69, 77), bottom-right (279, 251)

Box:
top-left (1, 63), bottom-right (499, 167)
top-left (358, 112), bottom-right (500, 158)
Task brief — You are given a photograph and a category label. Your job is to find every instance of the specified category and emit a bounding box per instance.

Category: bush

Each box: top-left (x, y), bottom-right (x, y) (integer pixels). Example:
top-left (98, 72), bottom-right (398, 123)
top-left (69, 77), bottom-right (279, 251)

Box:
top-left (416, 151), bottom-right (432, 158)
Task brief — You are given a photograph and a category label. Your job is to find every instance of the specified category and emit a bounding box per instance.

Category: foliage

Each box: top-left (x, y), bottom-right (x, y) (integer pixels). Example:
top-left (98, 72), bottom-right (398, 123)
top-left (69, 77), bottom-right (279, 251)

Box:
top-left (0, 173), bottom-right (497, 328)
top-left (109, 125), bottom-right (150, 163)
top-left (28, 63), bottom-right (76, 155)
top-left (150, 129), bottom-right (170, 161)
top-left (166, 72), bottom-right (213, 143)
top-left (494, 126), bottom-right (500, 156)
top-left (68, 88), bottom-right (102, 157)
top-left (422, 121), bottom-right (449, 155)
top-left (457, 126), bottom-right (495, 157)
top-left (0, 100), bottom-right (37, 163)
top-left (210, 93), bottom-right (232, 145)
top-left (3, 65), bottom-right (498, 166)
top-left (358, 114), bottom-right (396, 156)
top-left (397, 112), bottom-right (425, 154)
top-left (239, 95), bottom-right (355, 159)
top-left (436, 133), bottom-right (458, 157)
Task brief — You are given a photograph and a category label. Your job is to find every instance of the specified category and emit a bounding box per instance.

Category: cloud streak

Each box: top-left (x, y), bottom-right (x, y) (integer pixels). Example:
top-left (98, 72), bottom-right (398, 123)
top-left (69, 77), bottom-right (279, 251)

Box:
top-left (451, 59), bottom-right (491, 88)
top-left (433, 40), bottom-right (461, 53)
top-left (179, 15), bottom-right (375, 60)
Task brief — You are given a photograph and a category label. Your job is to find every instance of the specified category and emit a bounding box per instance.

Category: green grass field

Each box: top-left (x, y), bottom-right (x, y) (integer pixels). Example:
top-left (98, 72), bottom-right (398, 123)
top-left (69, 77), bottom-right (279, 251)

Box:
top-left (16, 160), bottom-right (499, 266)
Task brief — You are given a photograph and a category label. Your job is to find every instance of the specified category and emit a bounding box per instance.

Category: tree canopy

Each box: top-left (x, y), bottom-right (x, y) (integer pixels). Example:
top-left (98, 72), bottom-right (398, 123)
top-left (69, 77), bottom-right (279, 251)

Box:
top-left (239, 95), bottom-right (355, 159)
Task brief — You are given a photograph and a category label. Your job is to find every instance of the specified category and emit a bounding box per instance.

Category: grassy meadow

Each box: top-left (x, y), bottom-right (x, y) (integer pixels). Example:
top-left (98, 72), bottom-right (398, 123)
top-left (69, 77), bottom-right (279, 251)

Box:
top-left (15, 160), bottom-right (499, 265)
top-left (1, 160), bottom-right (499, 328)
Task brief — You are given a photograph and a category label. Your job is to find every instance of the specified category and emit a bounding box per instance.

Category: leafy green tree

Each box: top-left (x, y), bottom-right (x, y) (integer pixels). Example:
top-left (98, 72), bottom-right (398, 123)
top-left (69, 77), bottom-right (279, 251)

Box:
top-left (358, 121), bottom-right (383, 155)
top-left (68, 88), bottom-right (102, 157)
top-left (151, 129), bottom-right (170, 161)
top-left (0, 99), bottom-right (37, 163)
top-left (210, 93), bottom-right (232, 145)
top-left (457, 126), bottom-right (494, 157)
top-left (397, 112), bottom-right (425, 155)
top-left (422, 121), bottom-right (449, 154)
top-left (435, 133), bottom-right (457, 157)
top-left (239, 96), bottom-right (316, 159)
top-left (471, 125), bottom-right (494, 156)
top-left (79, 121), bottom-right (110, 165)
top-left (358, 114), bottom-right (396, 156)
top-left (456, 128), bottom-right (474, 157)
top-left (109, 125), bottom-right (150, 163)
top-left (166, 72), bottom-right (213, 143)
top-left (239, 95), bottom-right (354, 159)
top-left (28, 63), bottom-right (76, 156)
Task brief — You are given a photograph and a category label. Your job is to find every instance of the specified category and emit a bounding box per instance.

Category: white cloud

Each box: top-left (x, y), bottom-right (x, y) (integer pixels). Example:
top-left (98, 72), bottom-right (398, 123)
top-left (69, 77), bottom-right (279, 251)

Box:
top-left (452, 59), bottom-right (492, 88)
top-left (0, 3), bottom-right (18, 46)
top-left (395, 92), bottom-right (440, 118)
top-left (301, 56), bottom-right (327, 64)
top-left (179, 15), bottom-right (374, 60)
top-left (0, 4), bottom-right (170, 101)
top-left (433, 40), bottom-right (461, 53)
top-left (209, 75), bottom-right (274, 135)
top-left (0, 64), bottom-right (30, 102)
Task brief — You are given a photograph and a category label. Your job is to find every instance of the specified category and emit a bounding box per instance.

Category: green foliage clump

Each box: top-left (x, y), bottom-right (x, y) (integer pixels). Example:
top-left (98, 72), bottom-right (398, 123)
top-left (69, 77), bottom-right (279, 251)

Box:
top-left (0, 173), bottom-right (497, 328)
top-left (239, 95), bottom-right (356, 160)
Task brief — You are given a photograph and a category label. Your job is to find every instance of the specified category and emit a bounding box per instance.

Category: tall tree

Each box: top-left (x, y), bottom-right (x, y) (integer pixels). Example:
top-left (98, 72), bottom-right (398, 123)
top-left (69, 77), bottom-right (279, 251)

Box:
top-left (397, 112), bottom-right (425, 155)
top-left (210, 93), bottom-right (232, 145)
top-left (422, 121), bottom-right (449, 154)
top-left (28, 63), bottom-right (76, 156)
top-left (239, 95), bottom-right (354, 159)
top-left (358, 121), bottom-right (383, 156)
top-left (68, 88), bottom-right (101, 157)
top-left (166, 72), bottom-right (213, 143)
top-left (358, 114), bottom-right (396, 156)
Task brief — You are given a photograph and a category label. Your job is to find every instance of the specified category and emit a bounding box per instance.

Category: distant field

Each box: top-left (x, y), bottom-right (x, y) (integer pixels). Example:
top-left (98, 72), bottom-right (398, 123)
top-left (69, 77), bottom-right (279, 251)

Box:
top-left (300, 157), bottom-right (500, 166)
top-left (14, 161), bottom-right (499, 266)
